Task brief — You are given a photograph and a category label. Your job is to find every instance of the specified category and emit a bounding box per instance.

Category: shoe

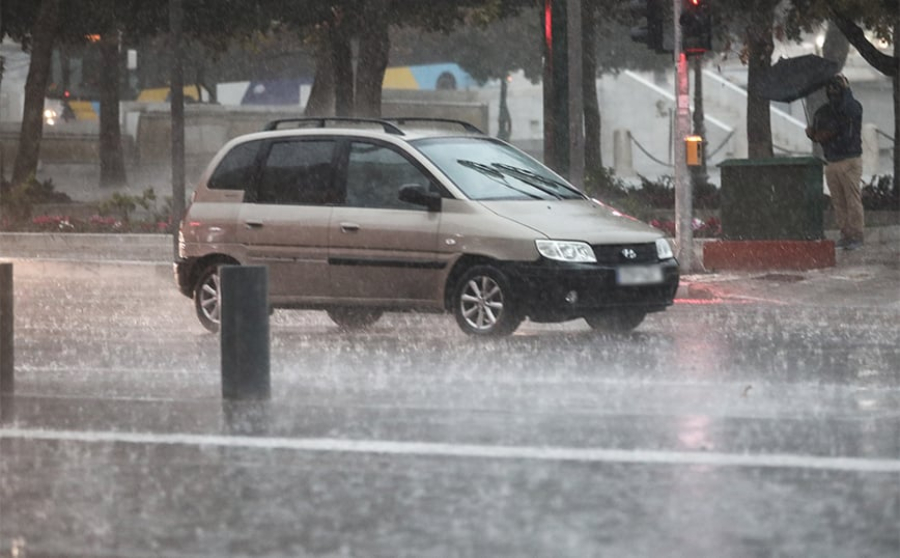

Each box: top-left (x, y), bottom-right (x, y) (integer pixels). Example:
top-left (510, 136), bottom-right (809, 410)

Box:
top-left (843, 240), bottom-right (863, 251)
top-left (835, 238), bottom-right (850, 248)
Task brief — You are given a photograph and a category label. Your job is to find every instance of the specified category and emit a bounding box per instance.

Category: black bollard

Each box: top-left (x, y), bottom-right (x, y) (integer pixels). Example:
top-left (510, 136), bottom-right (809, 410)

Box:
top-left (220, 265), bottom-right (270, 400)
top-left (0, 263), bottom-right (13, 396)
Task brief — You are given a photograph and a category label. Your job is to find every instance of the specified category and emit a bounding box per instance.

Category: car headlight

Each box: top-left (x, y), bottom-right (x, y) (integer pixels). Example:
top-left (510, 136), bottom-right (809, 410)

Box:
top-left (43, 108), bottom-right (58, 125)
top-left (535, 240), bottom-right (596, 263)
top-left (655, 238), bottom-right (675, 260)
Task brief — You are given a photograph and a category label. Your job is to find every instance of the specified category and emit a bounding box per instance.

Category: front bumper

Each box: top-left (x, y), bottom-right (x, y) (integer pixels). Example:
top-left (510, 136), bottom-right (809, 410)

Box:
top-left (505, 258), bottom-right (679, 322)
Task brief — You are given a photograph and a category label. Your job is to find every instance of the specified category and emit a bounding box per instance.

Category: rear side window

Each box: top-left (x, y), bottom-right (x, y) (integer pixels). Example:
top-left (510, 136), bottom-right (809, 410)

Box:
top-left (208, 141), bottom-right (260, 191)
top-left (258, 140), bottom-right (337, 205)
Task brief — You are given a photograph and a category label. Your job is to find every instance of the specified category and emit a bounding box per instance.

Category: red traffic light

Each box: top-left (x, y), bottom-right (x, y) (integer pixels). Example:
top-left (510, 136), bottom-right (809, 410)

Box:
top-left (680, 0), bottom-right (712, 54)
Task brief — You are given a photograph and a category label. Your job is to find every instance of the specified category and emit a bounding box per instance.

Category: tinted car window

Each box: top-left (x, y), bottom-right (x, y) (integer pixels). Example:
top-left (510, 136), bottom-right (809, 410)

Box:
top-left (345, 142), bottom-right (432, 210)
top-left (207, 140), bottom-right (260, 191)
top-left (258, 140), bottom-right (337, 205)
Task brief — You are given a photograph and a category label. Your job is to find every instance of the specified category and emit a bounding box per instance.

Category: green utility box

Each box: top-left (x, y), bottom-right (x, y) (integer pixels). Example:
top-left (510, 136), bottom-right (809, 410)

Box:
top-left (718, 157), bottom-right (826, 240)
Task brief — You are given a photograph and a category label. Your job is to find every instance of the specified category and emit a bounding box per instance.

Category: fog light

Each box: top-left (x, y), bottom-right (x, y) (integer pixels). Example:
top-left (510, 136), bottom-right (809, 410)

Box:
top-left (565, 290), bottom-right (578, 304)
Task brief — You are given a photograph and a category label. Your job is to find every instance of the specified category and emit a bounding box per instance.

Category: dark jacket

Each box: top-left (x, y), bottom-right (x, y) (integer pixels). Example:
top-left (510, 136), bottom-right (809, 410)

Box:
top-left (810, 88), bottom-right (863, 163)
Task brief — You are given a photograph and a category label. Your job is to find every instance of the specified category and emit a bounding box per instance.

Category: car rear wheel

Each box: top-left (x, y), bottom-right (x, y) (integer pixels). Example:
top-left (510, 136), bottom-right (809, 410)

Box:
top-left (193, 265), bottom-right (221, 333)
top-left (452, 265), bottom-right (522, 336)
top-left (327, 308), bottom-right (383, 330)
top-left (584, 309), bottom-right (646, 332)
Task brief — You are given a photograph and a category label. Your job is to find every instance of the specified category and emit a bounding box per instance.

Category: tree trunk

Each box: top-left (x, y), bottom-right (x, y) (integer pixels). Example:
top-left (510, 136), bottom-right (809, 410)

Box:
top-left (830, 9), bottom-right (896, 77)
top-left (821, 21), bottom-right (850, 68)
top-left (354, 0), bottom-right (389, 118)
top-left (745, 4), bottom-right (774, 159)
top-left (305, 33), bottom-right (335, 117)
top-left (582, 1), bottom-right (601, 172)
top-left (194, 64), bottom-right (215, 104)
top-left (332, 21), bottom-right (353, 117)
top-left (12, 0), bottom-right (59, 186)
top-left (893, 32), bottom-right (899, 192)
top-left (498, 78), bottom-right (512, 140)
top-left (99, 31), bottom-right (127, 188)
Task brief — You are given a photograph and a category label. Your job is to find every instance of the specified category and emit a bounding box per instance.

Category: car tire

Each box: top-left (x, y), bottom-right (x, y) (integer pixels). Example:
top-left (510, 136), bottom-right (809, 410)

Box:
top-left (193, 265), bottom-right (222, 333)
top-left (327, 308), bottom-right (383, 330)
top-left (584, 310), bottom-right (646, 332)
top-left (452, 265), bottom-right (522, 336)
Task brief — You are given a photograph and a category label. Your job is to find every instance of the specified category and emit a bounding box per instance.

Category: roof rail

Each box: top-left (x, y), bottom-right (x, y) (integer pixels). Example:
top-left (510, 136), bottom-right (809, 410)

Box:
top-left (262, 117), bottom-right (404, 135)
top-left (385, 117), bottom-right (484, 135)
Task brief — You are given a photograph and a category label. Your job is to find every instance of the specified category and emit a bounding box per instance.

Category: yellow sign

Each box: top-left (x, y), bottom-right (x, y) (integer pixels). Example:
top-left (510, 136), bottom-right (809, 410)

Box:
top-left (685, 135), bottom-right (703, 166)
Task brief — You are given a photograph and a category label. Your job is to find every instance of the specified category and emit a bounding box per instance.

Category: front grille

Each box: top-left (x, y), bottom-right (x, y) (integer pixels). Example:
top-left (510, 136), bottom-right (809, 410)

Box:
top-left (592, 243), bottom-right (657, 265)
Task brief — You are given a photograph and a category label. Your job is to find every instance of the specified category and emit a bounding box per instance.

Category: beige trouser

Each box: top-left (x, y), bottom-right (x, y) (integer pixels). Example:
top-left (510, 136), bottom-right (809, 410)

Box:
top-left (825, 156), bottom-right (865, 242)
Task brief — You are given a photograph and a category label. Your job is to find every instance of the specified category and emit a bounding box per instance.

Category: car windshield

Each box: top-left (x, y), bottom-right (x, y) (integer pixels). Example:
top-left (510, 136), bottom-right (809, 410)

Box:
top-left (413, 137), bottom-right (585, 201)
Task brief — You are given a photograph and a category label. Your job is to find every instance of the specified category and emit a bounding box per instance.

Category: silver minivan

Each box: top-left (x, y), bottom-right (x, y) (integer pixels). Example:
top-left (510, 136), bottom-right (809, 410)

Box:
top-left (175, 118), bottom-right (679, 336)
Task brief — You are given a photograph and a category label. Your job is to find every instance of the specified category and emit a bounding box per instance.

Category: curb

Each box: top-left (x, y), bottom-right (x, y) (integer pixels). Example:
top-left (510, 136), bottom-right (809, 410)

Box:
top-left (702, 240), bottom-right (836, 272)
top-left (1, 232), bottom-right (172, 262)
top-left (8, 259), bottom-right (172, 280)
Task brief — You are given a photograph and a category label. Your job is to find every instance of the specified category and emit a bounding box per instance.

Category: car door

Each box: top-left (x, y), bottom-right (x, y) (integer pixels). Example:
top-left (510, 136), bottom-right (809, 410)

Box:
top-left (237, 138), bottom-right (339, 301)
top-left (328, 140), bottom-right (447, 305)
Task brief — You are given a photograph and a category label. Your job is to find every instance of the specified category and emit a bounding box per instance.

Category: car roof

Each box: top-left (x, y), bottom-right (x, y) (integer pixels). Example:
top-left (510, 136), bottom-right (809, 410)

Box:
top-left (231, 117), bottom-right (489, 144)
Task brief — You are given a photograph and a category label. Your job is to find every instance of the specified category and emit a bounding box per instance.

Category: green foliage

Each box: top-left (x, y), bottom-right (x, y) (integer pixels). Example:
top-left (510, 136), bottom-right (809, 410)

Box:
top-left (788, 0), bottom-right (898, 43)
top-left (2, 184), bottom-right (172, 233)
top-left (584, 167), bottom-right (724, 221)
top-left (584, 166), bottom-right (629, 200)
top-left (583, 167), bottom-right (656, 221)
top-left (96, 188), bottom-right (161, 223)
top-left (861, 174), bottom-right (899, 210)
top-left (0, 175), bottom-right (71, 227)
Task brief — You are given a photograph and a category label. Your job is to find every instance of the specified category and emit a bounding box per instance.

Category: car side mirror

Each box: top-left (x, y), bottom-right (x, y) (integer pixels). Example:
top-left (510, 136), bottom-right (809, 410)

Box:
top-left (398, 184), bottom-right (441, 212)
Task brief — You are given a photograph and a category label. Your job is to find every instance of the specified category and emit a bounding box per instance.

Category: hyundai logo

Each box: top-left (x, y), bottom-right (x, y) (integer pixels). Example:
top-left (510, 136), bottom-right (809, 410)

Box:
top-left (621, 248), bottom-right (638, 260)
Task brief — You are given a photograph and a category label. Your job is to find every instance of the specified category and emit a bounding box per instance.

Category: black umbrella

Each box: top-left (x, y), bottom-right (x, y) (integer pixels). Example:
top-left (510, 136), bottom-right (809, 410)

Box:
top-left (754, 54), bottom-right (840, 103)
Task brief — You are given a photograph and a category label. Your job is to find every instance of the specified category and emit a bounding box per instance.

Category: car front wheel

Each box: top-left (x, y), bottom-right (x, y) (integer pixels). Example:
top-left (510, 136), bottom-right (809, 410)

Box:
top-left (452, 265), bottom-right (522, 336)
top-left (193, 265), bottom-right (221, 333)
top-left (584, 309), bottom-right (646, 332)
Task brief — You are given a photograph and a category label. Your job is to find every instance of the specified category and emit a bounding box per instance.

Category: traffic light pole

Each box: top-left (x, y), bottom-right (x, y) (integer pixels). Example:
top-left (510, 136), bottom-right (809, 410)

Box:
top-left (673, 0), bottom-right (694, 273)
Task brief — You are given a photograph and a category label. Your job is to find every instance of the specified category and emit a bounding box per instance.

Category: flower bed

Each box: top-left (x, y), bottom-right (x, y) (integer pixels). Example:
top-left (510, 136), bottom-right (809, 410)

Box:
top-left (649, 216), bottom-right (722, 238)
top-left (22, 214), bottom-right (169, 233)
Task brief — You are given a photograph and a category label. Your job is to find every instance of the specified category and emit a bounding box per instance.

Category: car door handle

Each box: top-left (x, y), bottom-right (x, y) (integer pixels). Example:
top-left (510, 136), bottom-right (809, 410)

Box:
top-left (244, 220), bottom-right (264, 229)
top-left (340, 222), bottom-right (360, 233)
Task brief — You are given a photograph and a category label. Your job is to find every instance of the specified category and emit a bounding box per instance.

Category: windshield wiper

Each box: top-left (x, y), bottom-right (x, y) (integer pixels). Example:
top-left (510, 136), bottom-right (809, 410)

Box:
top-left (456, 159), bottom-right (543, 200)
top-left (491, 163), bottom-right (583, 200)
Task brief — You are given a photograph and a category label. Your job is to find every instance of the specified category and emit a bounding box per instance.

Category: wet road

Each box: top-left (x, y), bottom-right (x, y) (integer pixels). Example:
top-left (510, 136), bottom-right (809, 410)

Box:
top-left (1, 260), bottom-right (899, 557)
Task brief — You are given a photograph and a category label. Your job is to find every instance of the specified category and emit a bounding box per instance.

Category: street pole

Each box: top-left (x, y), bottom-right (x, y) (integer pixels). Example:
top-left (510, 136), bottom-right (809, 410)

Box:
top-left (673, 0), bottom-right (694, 273)
top-left (566, 0), bottom-right (584, 189)
top-left (0, 3), bottom-right (5, 182)
top-left (169, 0), bottom-right (185, 259)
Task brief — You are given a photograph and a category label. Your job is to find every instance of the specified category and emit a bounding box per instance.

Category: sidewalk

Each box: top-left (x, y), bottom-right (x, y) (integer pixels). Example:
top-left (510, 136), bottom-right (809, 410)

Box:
top-left (681, 226), bottom-right (900, 306)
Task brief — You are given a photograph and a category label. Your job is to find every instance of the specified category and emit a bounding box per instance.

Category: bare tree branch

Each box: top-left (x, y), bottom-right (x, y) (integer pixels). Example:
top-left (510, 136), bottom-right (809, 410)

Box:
top-left (829, 8), bottom-right (897, 77)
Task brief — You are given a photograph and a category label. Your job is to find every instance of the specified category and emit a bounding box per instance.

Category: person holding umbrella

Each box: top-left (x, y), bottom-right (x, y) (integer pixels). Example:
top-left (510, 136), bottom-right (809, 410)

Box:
top-left (805, 74), bottom-right (865, 251)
